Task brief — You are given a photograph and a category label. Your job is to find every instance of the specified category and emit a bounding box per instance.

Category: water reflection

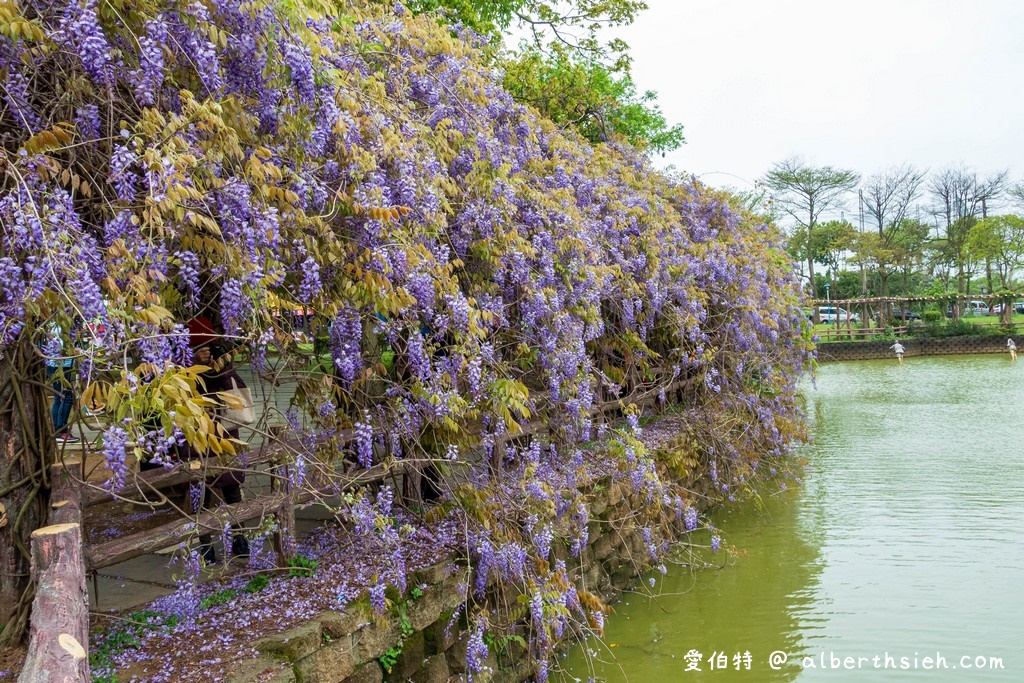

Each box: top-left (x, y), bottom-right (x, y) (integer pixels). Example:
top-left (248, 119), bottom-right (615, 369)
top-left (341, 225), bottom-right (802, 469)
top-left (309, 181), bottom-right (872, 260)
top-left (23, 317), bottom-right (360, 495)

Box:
top-left (559, 356), bottom-right (1022, 681)
top-left (558, 481), bottom-right (823, 682)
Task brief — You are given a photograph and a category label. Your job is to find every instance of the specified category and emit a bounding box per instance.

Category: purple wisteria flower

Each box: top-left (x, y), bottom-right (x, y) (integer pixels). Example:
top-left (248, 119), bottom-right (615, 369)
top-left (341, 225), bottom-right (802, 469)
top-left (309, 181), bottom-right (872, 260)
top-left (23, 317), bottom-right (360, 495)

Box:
top-left (354, 413), bottom-right (373, 468)
top-left (3, 71), bottom-right (39, 131)
top-left (684, 507), bottom-right (699, 531)
top-left (108, 144), bottom-right (139, 202)
top-left (61, 0), bottom-right (116, 86)
top-left (369, 583), bottom-right (387, 615)
top-left (282, 42), bottom-right (315, 104)
top-left (101, 424), bottom-right (130, 491)
top-left (135, 18), bottom-right (168, 105)
top-left (466, 619), bottom-right (489, 675)
top-left (298, 256), bottom-right (321, 300)
top-left (75, 104), bottom-right (100, 139)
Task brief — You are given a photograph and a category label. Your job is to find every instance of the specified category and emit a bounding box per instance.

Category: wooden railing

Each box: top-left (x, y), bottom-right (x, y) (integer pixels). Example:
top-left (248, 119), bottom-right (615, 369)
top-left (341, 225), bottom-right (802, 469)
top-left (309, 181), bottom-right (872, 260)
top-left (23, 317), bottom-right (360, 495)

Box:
top-left (813, 325), bottom-right (909, 342)
top-left (814, 319), bottom-right (1012, 344)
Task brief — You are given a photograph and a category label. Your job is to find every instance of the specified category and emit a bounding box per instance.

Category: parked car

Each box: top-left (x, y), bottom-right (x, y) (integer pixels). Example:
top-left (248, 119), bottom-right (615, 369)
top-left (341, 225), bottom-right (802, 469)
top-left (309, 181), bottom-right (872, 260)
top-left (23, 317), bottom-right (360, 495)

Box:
top-left (874, 307), bottom-right (921, 322)
top-left (817, 306), bottom-right (860, 324)
top-left (965, 300), bottom-right (990, 316)
top-left (991, 302), bottom-right (1024, 315)
top-left (945, 301), bottom-right (991, 317)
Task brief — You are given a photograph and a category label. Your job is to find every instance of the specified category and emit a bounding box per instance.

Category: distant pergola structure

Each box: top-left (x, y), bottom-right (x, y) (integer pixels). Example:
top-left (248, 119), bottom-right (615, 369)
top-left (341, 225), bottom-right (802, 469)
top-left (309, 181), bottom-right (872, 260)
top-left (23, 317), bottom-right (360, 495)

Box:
top-left (810, 293), bottom-right (1019, 330)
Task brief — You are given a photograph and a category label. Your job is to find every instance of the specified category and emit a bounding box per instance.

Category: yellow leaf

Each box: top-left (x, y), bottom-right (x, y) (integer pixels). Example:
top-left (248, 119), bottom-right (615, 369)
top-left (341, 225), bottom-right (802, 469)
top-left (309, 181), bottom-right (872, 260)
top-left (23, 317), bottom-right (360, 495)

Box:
top-left (217, 391), bottom-right (245, 409)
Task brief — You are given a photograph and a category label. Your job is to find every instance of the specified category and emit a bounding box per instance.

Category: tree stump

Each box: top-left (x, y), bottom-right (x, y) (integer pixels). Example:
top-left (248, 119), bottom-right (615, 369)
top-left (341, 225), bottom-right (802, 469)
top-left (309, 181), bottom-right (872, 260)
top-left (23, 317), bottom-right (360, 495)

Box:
top-left (18, 522), bottom-right (90, 683)
top-left (50, 461), bottom-right (83, 527)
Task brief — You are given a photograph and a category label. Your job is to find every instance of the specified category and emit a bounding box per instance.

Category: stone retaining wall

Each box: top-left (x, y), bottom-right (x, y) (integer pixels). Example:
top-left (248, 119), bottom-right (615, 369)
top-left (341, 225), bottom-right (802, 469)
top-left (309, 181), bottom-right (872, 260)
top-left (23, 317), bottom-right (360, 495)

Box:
top-left (226, 477), bottom-right (698, 683)
top-left (817, 335), bottom-right (1008, 362)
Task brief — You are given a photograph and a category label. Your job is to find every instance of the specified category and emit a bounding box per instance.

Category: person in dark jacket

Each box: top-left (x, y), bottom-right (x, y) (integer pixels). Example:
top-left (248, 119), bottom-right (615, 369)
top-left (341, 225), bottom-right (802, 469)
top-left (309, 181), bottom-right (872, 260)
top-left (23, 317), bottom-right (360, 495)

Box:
top-left (141, 317), bottom-right (251, 563)
top-left (186, 317), bottom-right (251, 563)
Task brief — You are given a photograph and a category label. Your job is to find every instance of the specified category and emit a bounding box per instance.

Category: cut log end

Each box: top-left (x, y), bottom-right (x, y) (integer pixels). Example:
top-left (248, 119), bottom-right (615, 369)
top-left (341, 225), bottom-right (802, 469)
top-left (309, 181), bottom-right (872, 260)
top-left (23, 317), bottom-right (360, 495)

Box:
top-left (58, 633), bottom-right (86, 660)
top-left (30, 522), bottom-right (80, 537)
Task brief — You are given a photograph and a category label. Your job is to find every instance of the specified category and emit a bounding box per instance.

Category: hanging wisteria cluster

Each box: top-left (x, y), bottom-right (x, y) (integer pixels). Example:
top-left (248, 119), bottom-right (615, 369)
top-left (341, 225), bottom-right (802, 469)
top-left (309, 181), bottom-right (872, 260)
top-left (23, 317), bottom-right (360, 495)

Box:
top-left (0, 0), bottom-right (812, 676)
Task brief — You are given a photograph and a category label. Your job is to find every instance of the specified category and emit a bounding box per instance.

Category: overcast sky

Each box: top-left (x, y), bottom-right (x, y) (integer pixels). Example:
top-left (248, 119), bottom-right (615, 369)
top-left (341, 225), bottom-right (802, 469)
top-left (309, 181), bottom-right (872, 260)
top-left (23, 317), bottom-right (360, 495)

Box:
top-left (618, 0), bottom-right (1024, 202)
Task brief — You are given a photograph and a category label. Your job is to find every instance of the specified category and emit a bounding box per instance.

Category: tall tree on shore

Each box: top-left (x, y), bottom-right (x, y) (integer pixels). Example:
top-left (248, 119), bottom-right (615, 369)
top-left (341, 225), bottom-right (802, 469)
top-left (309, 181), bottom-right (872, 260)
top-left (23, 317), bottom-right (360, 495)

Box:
top-left (862, 165), bottom-right (927, 307)
top-left (786, 219), bottom-right (857, 275)
top-left (763, 158), bottom-right (859, 316)
top-left (928, 166), bottom-right (1008, 296)
top-left (966, 215), bottom-right (1024, 294)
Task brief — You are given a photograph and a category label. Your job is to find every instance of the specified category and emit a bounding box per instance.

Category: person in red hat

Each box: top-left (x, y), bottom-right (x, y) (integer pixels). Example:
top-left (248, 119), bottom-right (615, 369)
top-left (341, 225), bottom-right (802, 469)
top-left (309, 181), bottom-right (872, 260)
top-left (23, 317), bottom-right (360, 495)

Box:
top-left (187, 317), bottom-right (252, 563)
top-left (142, 317), bottom-right (252, 563)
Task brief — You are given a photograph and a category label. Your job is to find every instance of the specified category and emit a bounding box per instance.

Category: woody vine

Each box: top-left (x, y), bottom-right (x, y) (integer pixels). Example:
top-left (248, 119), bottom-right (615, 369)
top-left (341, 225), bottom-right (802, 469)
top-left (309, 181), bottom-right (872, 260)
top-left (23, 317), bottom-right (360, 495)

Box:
top-left (0, 0), bottom-right (812, 677)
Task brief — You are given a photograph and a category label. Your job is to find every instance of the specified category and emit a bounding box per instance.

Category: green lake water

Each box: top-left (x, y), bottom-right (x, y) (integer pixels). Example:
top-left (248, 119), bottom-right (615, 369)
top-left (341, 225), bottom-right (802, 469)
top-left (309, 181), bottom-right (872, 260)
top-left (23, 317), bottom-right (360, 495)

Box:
top-left (558, 355), bottom-right (1023, 681)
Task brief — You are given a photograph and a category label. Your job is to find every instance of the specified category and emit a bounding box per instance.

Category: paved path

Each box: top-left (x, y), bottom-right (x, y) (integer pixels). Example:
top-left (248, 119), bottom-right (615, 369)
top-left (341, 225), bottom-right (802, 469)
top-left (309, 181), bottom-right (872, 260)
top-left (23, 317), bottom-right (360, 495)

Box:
top-left (89, 502), bottom-right (339, 613)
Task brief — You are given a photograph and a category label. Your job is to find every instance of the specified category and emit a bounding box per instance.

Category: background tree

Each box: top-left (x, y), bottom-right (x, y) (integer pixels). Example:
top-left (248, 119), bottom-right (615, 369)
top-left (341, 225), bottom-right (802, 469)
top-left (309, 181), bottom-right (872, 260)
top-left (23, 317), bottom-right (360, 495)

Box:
top-left (928, 166), bottom-right (1007, 298)
top-left (786, 219), bottom-right (856, 288)
top-left (725, 180), bottom-right (778, 223)
top-left (1009, 180), bottom-right (1024, 209)
top-left (861, 165), bottom-right (926, 312)
top-left (889, 218), bottom-right (931, 294)
top-left (966, 215), bottom-right (1024, 305)
top-left (502, 46), bottom-right (684, 153)
top-left (406, 0), bottom-right (648, 67)
top-left (763, 158), bottom-right (859, 318)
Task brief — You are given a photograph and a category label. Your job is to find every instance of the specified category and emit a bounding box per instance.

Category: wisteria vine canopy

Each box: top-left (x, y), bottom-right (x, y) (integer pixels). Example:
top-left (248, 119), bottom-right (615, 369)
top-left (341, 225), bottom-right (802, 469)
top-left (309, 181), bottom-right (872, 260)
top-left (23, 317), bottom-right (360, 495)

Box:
top-left (0, 0), bottom-right (812, 661)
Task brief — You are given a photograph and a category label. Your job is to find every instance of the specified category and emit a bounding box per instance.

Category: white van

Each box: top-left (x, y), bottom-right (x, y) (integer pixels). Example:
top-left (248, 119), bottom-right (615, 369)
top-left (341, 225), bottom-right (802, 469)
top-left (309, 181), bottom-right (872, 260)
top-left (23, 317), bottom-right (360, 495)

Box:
top-left (966, 300), bottom-right (989, 316)
top-left (817, 306), bottom-right (860, 324)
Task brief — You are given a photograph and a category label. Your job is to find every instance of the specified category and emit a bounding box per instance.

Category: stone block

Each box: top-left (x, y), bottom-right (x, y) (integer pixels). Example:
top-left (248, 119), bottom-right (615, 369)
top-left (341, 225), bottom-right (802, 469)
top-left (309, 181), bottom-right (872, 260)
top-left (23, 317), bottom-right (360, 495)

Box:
top-left (410, 653), bottom-right (448, 683)
top-left (606, 482), bottom-right (624, 507)
top-left (383, 630), bottom-right (425, 681)
top-left (410, 561), bottom-right (450, 586)
top-left (294, 638), bottom-right (355, 683)
top-left (345, 662), bottom-right (384, 683)
top-left (591, 534), bottom-right (614, 561)
top-left (602, 556), bottom-right (623, 576)
top-left (446, 635), bottom-right (468, 674)
top-left (610, 516), bottom-right (635, 535)
top-left (446, 650), bottom-right (497, 683)
top-left (354, 619), bottom-right (403, 664)
top-left (321, 610), bottom-right (367, 639)
top-left (629, 533), bottom-right (647, 560)
top-left (406, 585), bottom-right (443, 631)
top-left (493, 661), bottom-right (531, 683)
top-left (551, 541), bottom-right (570, 563)
top-left (438, 577), bottom-right (467, 613)
top-left (584, 563), bottom-right (601, 588)
top-left (610, 566), bottom-right (635, 590)
top-left (226, 656), bottom-right (296, 683)
top-left (257, 621), bottom-right (325, 663)
top-left (423, 611), bottom-right (460, 656)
